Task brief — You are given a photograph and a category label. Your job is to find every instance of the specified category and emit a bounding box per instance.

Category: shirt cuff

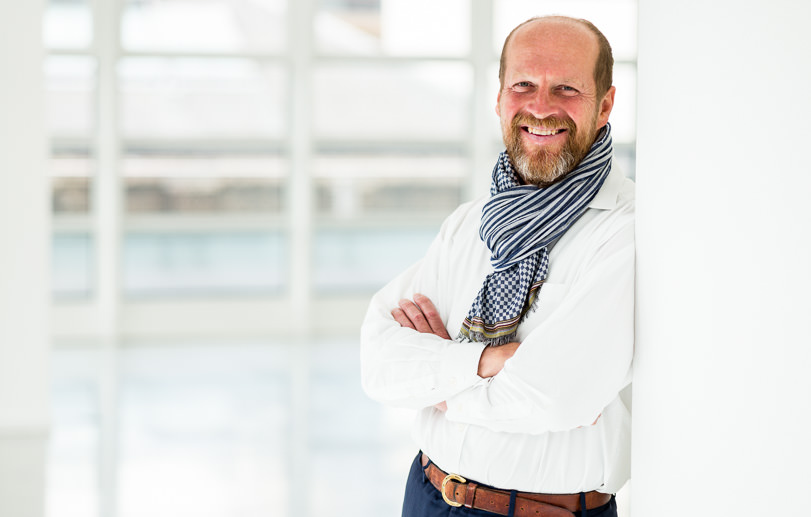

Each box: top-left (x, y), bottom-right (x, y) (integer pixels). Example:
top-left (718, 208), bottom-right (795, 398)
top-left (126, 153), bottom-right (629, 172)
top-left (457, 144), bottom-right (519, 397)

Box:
top-left (439, 339), bottom-right (487, 391)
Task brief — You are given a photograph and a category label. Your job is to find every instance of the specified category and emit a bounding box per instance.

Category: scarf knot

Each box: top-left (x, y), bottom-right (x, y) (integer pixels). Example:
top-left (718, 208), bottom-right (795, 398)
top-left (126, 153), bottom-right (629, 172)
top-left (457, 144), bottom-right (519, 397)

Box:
top-left (459, 124), bottom-right (613, 345)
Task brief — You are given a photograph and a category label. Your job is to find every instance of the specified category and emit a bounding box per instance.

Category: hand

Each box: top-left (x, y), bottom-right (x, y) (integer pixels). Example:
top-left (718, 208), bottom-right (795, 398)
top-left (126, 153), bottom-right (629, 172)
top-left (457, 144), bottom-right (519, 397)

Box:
top-left (391, 293), bottom-right (451, 340)
top-left (477, 342), bottom-right (520, 378)
top-left (392, 294), bottom-right (451, 412)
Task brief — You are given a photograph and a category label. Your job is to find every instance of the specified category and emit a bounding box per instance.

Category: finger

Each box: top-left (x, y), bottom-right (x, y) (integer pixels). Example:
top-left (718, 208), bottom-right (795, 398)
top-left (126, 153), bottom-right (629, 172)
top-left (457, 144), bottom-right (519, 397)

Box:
top-left (391, 307), bottom-right (416, 330)
top-left (413, 293), bottom-right (451, 339)
top-left (398, 299), bottom-right (433, 333)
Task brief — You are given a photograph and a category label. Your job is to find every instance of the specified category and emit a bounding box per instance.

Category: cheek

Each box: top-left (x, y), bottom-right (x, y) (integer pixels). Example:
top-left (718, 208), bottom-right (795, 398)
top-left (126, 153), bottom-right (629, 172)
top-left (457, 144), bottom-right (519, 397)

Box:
top-left (497, 103), bottom-right (516, 128)
top-left (498, 95), bottom-right (523, 115)
top-left (569, 105), bottom-right (599, 129)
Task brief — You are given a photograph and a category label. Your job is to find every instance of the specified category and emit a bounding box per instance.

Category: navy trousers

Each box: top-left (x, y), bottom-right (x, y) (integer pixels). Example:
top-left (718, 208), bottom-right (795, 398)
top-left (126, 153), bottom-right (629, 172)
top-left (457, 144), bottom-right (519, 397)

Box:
top-left (402, 453), bottom-right (617, 517)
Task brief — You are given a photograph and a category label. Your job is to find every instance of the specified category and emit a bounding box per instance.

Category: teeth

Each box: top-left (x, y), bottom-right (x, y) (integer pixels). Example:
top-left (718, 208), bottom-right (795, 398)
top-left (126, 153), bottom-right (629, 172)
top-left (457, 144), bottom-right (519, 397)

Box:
top-left (526, 127), bottom-right (562, 136)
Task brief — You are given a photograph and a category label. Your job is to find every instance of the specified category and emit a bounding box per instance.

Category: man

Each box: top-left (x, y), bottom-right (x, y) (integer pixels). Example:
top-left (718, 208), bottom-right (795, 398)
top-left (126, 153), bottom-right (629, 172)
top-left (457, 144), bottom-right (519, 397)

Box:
top-left (361, 16), bottom-right (633, 517)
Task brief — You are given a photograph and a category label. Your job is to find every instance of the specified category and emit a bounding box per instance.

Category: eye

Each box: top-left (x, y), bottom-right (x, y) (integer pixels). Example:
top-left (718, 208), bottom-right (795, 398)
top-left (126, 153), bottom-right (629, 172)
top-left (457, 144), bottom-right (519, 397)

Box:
top-left (512, 81), bottom-right (534, 92)
top-left (557, 85), bottom-right (580, 96)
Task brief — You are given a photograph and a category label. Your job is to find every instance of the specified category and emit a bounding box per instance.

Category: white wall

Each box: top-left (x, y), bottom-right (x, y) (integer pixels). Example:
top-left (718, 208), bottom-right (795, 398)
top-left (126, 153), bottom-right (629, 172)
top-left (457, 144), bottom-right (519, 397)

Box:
top-left (0, 0), bottom-right (50, 516)
top-left (633, 1), bottom-right (811, 514)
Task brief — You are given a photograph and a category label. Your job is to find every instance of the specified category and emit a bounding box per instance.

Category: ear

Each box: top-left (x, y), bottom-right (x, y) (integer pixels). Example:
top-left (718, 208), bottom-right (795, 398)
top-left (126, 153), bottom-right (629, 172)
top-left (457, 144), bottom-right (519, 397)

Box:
top-left (596, 86), bottom-right (615, 128)
top-left (495, 90), bottom-right (502, 117)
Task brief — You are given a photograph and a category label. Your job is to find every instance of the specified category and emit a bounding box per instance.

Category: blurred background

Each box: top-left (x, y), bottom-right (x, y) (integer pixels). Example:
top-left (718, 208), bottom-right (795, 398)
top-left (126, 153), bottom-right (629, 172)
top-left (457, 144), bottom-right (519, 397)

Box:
top-left (41, 0), bottom-right (638, 516)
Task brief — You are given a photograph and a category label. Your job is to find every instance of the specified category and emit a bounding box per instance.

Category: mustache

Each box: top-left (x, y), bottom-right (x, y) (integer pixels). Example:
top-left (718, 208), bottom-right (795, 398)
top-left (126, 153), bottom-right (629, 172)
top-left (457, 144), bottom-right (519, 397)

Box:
top-left (510, 113), bottom-right (577, 133)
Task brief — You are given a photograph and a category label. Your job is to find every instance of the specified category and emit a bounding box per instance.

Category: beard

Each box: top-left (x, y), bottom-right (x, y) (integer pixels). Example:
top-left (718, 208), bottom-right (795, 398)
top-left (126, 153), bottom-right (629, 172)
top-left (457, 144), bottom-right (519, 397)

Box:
top-left (502, 111), bottom-right (598, 187)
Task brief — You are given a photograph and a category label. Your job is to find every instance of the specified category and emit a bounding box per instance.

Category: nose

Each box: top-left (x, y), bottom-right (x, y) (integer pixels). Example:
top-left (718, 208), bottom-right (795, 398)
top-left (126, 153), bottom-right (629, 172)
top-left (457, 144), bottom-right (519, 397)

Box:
top-left (525, 88), bottom-right (561, 120)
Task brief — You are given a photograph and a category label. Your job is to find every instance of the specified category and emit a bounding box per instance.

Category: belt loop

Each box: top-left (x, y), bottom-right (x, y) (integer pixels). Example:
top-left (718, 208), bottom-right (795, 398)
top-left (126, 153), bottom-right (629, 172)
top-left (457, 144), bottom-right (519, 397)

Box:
top-left (463, 482), bottom-right (478, 508)
top-left (580, 492), bottom-right (587, 517)
top-left (507, 489), bottom-right (517, 517)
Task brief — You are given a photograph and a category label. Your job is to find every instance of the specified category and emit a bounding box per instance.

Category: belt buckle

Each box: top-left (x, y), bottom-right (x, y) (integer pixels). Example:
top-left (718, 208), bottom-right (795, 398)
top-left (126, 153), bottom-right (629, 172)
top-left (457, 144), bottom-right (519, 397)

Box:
top-left (441, 473), bottom-right (467, 507)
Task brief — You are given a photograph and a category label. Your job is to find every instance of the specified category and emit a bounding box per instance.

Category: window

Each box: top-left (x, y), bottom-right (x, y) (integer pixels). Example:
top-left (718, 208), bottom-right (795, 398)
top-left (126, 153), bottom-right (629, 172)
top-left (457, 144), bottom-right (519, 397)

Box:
top-left (46, 2), bottom-right (637, 516)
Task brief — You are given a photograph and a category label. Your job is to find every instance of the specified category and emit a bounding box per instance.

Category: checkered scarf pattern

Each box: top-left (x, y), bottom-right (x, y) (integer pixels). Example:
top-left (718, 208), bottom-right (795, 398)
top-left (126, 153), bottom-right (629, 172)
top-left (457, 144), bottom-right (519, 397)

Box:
top-left (459, 125), bottom-right (613, 345)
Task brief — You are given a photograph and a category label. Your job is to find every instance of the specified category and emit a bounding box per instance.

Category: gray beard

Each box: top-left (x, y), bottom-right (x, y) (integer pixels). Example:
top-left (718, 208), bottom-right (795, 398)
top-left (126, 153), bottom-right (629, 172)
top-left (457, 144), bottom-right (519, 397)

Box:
top-left (512, 145), bottom-right (578, 187)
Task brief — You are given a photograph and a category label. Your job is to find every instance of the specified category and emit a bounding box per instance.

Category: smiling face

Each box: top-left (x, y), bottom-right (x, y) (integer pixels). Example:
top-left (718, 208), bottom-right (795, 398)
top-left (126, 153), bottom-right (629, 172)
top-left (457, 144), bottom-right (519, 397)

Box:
top-left (497, 18), bottom-right (615, 186)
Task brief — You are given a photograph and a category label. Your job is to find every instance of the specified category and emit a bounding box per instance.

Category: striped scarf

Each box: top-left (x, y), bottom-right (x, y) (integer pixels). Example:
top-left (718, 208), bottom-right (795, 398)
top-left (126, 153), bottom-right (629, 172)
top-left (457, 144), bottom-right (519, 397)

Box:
top-left (459, 124), bottom-right (613, 345)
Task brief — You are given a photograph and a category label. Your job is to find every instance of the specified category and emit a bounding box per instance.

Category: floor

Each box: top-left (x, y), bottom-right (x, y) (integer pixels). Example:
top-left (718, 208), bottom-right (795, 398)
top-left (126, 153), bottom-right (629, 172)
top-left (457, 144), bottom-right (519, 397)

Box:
top-left (47, 340), bottom-right (416, 517)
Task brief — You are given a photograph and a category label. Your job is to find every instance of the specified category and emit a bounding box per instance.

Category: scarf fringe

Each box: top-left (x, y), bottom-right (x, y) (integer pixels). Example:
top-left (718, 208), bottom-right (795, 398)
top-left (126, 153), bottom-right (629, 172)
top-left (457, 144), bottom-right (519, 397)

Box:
top-left (471, 332), bottom-right (518, 347)
top-left (457, 293), bottom-right (540, 347)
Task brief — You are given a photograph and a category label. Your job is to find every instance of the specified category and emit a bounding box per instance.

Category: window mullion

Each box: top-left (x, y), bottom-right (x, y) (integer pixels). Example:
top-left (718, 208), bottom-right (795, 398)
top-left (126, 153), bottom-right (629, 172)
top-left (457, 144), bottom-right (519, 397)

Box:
top-left (92, 0), bottom-right (123, 517)
top-left (469, 0), bottom-right (496, 200)
top-left (286, 1), bottom-right (316, 517)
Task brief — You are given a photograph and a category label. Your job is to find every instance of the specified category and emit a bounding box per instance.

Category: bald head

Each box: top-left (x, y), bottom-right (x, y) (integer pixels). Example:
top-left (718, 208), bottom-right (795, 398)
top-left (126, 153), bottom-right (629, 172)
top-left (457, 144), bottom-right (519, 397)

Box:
top-left (498, 16), bottom-right (614, 97)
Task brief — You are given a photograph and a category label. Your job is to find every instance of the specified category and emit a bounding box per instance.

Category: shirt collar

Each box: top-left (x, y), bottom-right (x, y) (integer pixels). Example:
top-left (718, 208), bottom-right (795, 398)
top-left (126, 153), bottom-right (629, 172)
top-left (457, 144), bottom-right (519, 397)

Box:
top-left (588, 164), bottom-right (624, 210)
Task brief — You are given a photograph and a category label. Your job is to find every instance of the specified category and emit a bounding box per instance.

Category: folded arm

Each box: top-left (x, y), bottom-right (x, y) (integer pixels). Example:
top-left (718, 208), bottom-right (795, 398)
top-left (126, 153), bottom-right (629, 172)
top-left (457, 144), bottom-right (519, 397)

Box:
top-left (443, 225), bottom-right (635, 434)
top-left (360, 212), bottom-right (487, 409)
top-left (389, 293), bottom-right (520, 411)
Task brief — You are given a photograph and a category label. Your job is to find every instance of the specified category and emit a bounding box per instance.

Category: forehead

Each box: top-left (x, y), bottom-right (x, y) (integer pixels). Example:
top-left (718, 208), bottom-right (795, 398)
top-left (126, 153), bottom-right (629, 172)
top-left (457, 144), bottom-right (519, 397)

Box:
top-left (504, 19), bottom-right (599, 82)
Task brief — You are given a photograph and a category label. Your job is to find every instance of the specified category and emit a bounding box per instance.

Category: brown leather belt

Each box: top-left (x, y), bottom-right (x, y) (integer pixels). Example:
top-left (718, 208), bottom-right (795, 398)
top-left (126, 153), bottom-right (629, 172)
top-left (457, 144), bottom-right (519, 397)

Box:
top-left (421, 454), bottom-right (611, 517)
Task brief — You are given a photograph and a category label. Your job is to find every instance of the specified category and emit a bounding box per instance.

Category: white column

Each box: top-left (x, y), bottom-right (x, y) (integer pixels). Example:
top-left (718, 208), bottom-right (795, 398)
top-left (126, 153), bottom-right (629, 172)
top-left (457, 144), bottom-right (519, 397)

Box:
top-left (633, 1), bottom-right (811, 515)
top-left (287, 1), bottom-right (315, 515)
top-left (470, 0), bottom-right (496, 199)
top-left (92, 0), bottom-right (123, 514)
top-left (0, 0), bottom-right (50, 516)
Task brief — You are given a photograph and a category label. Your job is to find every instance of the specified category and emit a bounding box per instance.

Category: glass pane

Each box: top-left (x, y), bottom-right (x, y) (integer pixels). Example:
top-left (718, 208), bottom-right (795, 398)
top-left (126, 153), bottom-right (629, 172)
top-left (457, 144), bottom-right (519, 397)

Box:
top-left (313, 63), bottom-right (472, 141)
top-left (52, 152), bottom-right (92, 214)
top-left (120, 58), bottom-right (286, 140)
top-left (47, 347), bottom-right (100, 517)
top-left (316, 0), bottom-right (469, 56)
top-left (123, 232), bottom-right (286, 295)
top-left (313, 227), bottom-right (436, 292)
top-left (53, 177), bottom-right (91, 214)
top-left (45, 56), bottom-right (95, 138)
top-left (122, 154), bottom-right (286, 214)
top-left (117, 344), bottom-right (291, 517)
top-left (615, 144), bottom-right (635, 180)
top-left (493, 0), bottom-right (638, 61)
top-left (125, 178), bottom-right (284, 214)
top-left (611, 63), bottom-right (636, 144)
top-left (309, 340), bottom-right (415, 516)
top-left (313, 154), bottom-right (465, 217)
top-left (44, 0), bottom-right (92, 49)
top-left (122, 0), bottom-right (286, 53)
top-left (52, 233), bottom-right (93, 298)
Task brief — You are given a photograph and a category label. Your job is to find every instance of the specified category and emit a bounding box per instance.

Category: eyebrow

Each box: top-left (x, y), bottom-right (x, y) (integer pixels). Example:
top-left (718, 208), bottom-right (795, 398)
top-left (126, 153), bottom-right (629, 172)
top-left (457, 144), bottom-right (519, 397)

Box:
top-left (557, 77), bottom-right (587, 87)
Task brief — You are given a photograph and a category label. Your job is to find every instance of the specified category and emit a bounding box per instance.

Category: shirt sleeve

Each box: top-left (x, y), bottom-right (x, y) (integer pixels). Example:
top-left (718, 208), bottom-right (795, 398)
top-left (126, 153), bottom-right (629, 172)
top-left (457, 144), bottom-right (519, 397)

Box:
top-left (360, 209), bottom-right (487, 410)
top-left (443, 221), bottom-right (635, 434)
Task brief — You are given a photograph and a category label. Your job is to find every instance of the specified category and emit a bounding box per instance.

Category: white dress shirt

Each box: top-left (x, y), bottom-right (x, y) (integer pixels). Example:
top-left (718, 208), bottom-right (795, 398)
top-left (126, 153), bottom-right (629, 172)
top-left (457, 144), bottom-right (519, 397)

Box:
top-left (360, 166), bottom-right (635, 495)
